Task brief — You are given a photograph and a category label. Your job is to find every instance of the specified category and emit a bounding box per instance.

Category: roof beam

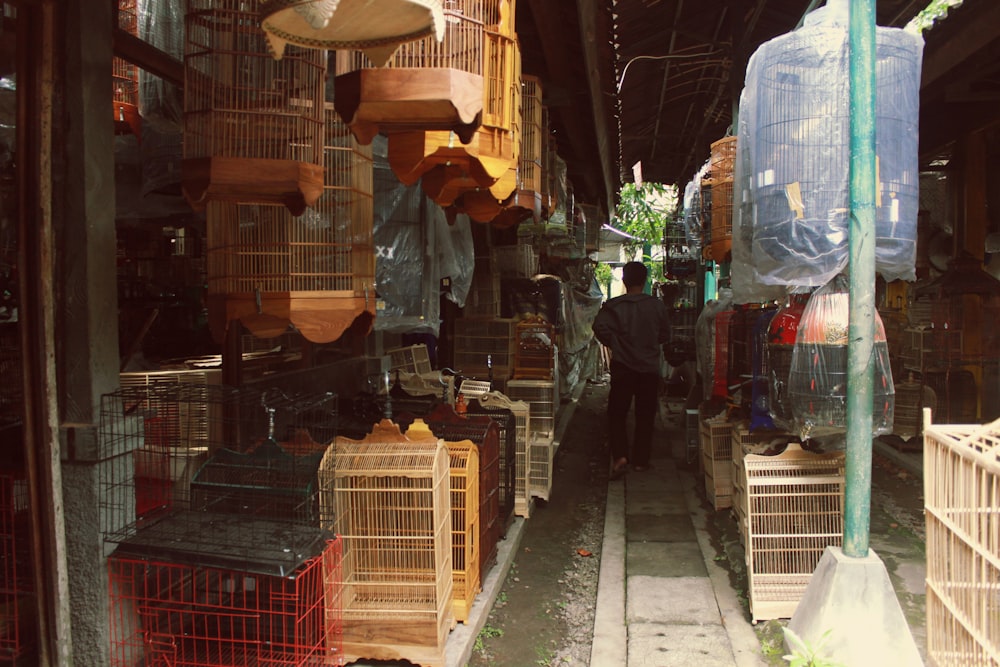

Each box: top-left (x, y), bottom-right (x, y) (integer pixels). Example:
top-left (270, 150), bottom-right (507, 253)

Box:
top-left (576, 0), bottom-right (616, 207)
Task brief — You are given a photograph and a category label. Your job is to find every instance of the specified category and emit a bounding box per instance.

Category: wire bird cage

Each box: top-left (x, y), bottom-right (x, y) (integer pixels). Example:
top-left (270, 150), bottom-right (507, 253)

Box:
top-left (711, 308), bottom-right (736, 400)
top-left (741, 8), bottom-right (923, 286)
top-left (407, 422), bottom-right (481, 624)
top-left (513, 316), bottom-right (555, 380)
top-left (99, 384), bottom-right (337, 574)
top-left (108, 536), bottom-right (343, 667)
top-left (113, 0), bottom-right (140, 139)
top-left (466, 392), bottom-right (517, 533)
top-left (453, 317), bottom-right (516, 385)
top-left (468, 391), bottom-right (528, 520)
top-left (923, 411), bottom-right (1000, 667)
top-left (332, 0), bottom-right (495, 145)
top-left (421, 403), bottom-right (501, 582)
top-left (182, 0), bottom-right (327, 215)
top-left (744, 442), bottom-right (845, 623)
top-left (205, 105), bottom-right (375, 344)
top-left (0, 471), bottom-right (35, 663)
top-left (317, 420), bottom-right (453, 667)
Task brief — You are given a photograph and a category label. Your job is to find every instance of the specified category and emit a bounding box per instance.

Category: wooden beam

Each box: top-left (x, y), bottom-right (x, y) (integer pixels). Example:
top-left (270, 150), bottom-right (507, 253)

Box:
top-left (112, 26), bottom-right (184, 87)
top-left (921, 1), bottom-right (1000, 90)
top-left (576, 0), bottom-right (616, 205)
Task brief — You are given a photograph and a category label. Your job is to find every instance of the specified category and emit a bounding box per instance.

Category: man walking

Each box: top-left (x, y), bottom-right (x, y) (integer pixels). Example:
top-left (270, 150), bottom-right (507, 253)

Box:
top-left (592, 261), bottom-right (671, 478)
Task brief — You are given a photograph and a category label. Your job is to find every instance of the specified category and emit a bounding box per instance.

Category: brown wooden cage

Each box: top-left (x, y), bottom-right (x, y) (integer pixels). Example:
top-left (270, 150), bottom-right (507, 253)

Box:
top-left (183, 0), bottom-right (327, 215)
top-left (318, 419), bottom-right (453, 667)
top-left (113, 0), bottom-right (141, 139)
top-left (205, 105), bottom-right (375, 344)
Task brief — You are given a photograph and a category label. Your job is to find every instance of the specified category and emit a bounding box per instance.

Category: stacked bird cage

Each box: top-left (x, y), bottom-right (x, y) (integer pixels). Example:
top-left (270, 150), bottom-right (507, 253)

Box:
top-left (469, 391), bottom-right (530, 518)
top-left (729, 424), bottom-right (797, 546)
top-left (700, 412), bottom-right (734, 511)
top-left (318, 420), bottom-right (452, 667)
top-left (466, 392), bottom-right (517, 534)
top-left (711, 308), bottom-right (736, 400)
top-left (506, 378), bottom-right (556, 438)
top-left (183, 0), bottom-right (327, 215)
top-left (0, 471), bottom-right (34, 663)
top-left (205, 104), bottom-right (375, 344)
top-left (99, 384), bottom-right (337, 573)
top-left (513, 316), bottom-right (555, 380)
top-left (743, 442), bottom-right (845, 623)
top-left (387, 343), bottom-right (434, 376)
top-left (108, 536), bottom-right (343, 667)
top-left (421, 404), bottom-right (501, 583)
top-left (453, 317), bottom-right (517, 388)
top-left (924, 410), bottom-right (1000, 666)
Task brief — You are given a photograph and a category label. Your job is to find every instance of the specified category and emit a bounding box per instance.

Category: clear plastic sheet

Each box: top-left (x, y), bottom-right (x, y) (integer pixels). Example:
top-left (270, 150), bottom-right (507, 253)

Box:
top-left (435, 212), bottom-right (474, 309)
top-left (788, 275), bottom-right (895, 439)
top-left (372, 138), bottom-right (441, 336)
top-left (137, 0), bottom-right (184, 132)
top-left (548, 154), bottom-right (571, 226)
top-left (695, 288), bottom-right (733, 401)
top-left (682, 161), bottom-right (709, 258)
top-left (750, 308), bottom-right (778, 430)
top-left (740, 7), bottom-right (924, 286)
top-left (560, 277), bottom-right (604, 355)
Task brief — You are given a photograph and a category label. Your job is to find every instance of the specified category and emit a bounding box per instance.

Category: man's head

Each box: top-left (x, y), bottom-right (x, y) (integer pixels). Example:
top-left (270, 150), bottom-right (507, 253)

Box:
top-left (622, 261), bottom-right (648, 289)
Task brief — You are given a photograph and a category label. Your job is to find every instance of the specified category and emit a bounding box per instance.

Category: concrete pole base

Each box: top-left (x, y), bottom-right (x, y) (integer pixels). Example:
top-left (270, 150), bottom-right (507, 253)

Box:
top-left (787, 546), bottom-right (923, 666)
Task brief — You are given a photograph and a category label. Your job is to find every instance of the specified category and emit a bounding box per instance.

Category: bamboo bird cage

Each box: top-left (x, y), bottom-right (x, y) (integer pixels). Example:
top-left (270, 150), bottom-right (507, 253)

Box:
top-left (113, 0), bottom-right (141, 139)
top-left (473, 391), bottom-right (531, 518)
top-left (332, 0), bottom-right (490, 145)
top-left (491, 75), bottom-right (544, 229)
top-left (205, 105), bottom-right (375, 344)
top-left (318, 419), bottom-right (453, 667)
top-left (259, 0), bottom-right (445, 66)
top-left (183, 0), bottom-right (327, 216)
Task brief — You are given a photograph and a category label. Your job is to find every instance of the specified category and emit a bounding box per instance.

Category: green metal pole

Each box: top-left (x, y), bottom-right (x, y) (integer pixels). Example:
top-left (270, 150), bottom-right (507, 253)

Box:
top-left (845, 0), bottom-right (876, 557)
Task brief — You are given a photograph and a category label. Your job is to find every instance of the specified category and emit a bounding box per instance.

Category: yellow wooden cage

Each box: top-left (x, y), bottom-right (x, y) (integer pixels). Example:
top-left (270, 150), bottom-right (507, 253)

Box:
top-left (318, 419), bottom-right (454, 667)
top-left (205, 104), bottom-right (375, 344)
top-left (493, 74), bottom-right (545, 229)
top-left (183, 0), bottom-right (327, 215)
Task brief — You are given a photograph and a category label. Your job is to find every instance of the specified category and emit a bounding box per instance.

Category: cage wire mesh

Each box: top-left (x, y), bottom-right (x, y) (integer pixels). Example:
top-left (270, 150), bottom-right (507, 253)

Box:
top-left (318, 420), bottom-right (453, 667)
top-left (744, 442), bottom-right (845, 623)
top-left (99, 383), bottom-right (337, 574)
top-left (742, 10), bottom-right (922, 286)
top-left (0, 470), bottom-right (34, 662)
top-left (466, 393), bottom-right (517, 533)
top-left (107, 536), bottom-right (343, 667)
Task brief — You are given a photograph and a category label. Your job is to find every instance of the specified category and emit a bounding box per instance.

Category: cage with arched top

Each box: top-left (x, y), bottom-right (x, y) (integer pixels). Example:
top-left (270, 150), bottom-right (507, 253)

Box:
top-left (318, 419), bottom-right (453, 667)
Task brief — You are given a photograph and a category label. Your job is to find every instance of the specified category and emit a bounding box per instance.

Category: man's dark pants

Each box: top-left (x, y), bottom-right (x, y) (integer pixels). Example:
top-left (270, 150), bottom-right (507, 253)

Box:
top-left (607, 360), bottom-right (660, 467)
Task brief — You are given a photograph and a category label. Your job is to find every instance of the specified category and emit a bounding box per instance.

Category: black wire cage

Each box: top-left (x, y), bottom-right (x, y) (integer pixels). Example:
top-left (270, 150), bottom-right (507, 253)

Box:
top-left (99, 383), bottom-right (338, 574)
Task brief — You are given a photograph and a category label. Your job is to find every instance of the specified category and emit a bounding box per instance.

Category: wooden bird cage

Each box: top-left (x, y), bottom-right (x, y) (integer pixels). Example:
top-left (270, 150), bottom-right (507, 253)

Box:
top-left (472, 391), bottom-right (530, 518)
top-left (492, 76), bottom-right (544, 228)
top-left (420, 404), bottom-right (501, 582)
top-left (513, 316), bottom-right (555, 380)
top-left (332, 0), bottom-right (496, 145)
top-left (744, 442), bottom-right (845, 623)
top-left (924, 410), bottom-right (1000, 667)
top-left (0, 471), bottom-right (35, 663)
top-left (206, 105), bottom-right (375, 344)
top-left (386, 1), bottom-right (521, 212)
top-left (259, 0), bottom-right (445, 64)
top-left (183, 0), bottom-right (327, 216)
top-left (318, 420), bottom-right (453, 667)
top-left (113, 0), bottom-right (141, 139)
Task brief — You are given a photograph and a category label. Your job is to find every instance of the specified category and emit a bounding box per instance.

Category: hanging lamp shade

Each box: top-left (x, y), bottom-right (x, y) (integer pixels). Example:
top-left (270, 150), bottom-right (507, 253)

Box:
top-left (206, 105), bottom-right (375, 344)
top-left (388, 4), bottom-right (521, 211)
top-left (333, 0), bottom-right (504, 145)
top-left (182, 0), bottom-right (327, 216)
top-left (113, 0), bottom-right (141, 139)
top-left (259, 0), bottom-right (445, 65)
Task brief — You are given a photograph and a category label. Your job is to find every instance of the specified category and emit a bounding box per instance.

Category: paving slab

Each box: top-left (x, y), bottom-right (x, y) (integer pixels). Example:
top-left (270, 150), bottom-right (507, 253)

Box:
top-left (626, 575), bottom-right (720, 625)
top-left (628, 622), bottom-right (737, 667)
top-left (626, 512), bottom-right (697, 542)
top-left (626, 540), bottom-right (708, 578)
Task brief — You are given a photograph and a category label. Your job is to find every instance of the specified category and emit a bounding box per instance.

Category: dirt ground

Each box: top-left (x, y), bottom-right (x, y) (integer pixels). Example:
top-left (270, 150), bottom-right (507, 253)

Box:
top-left (467, 380), bottom-right (928, 667)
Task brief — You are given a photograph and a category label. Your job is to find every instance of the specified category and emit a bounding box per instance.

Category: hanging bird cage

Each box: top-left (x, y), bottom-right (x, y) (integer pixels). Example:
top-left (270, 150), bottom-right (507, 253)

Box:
top-left (484, 76), bottom-right (543, 229)
top-left (113, 0), bottom-right (141, 139)
top-left (741, 5), bottom-right (923, 286)
top-left (183, 0), bottom-right (327, 216)
top-left (205, 105), bottom-right (375, 344)
top-left (766, 291), bottom-right (810, 431)
top-left (387, 2), bottom-right (521, 214)
top-left (259, 0), bottom-right (445, 65)
top-left (707, 135), bottom-right (736, 263)
top-left (318, 419), bottom-right (453, 667)
top-left (332, 0), bottom-right (495, 145)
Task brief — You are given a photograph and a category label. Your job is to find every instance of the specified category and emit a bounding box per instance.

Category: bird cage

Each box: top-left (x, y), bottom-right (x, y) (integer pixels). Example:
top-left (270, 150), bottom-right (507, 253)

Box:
top-left (527, 432), bottom-right (554, 503)
top-left (699, 177), bottom-right (714, 260)
top-left (408, 423), bottom-right (480, 624)
top-left (0, 471), bottom-right (35, 663)
top-left (473, 391), bottom-right (531, 518)
top-left (505, 378), bottom-right (555, 438)
top-left (332, 0), bottom-right (497, 145)
top-left (513, 315), bottom-right (555, 380)
top-left (492, 76), bottom-right (544, 228)
top-left (766, 291), bottom-right (810, 430)
top-left (318, 420), bottom-right (453, 667)
top-left (453, 317), bottom-right (516, 384)
top-left (923, 411), bottom-right (1000, 667)
top-left (741, 5), bottom-right (923, 286)
top-left (99, 384), bottom-right (338, 574)
top-left (108, 537), bottom-right (343, 667)
top-left (466, 393), bottom-right (517, 534)
top-left (707, 136), bottom-right (736, 263)
top-left (711, 308), bottom-right (735, 400)
top-left (205, 105), bottom-right (375, 344)
top-left (183, 0), bottom-right (327, 216)
top-left (420, 403), bottom-right (501, 582)
top-left (387, 343), bottom-right (434, 376)
top-left (750, 307), bottom-right (778, 430)
top-left (700, 414), bottom-right (734, 510)
top-left (113, 0), bottom-right (141, 139)
top-left (259, 0), bottom-right (445, 64)
top-left (744, 442), bottom-right (845, 623)
top-left (388, 10), bottom-right (522, 214)
top-left (788, 275), bottom-right (894, 439)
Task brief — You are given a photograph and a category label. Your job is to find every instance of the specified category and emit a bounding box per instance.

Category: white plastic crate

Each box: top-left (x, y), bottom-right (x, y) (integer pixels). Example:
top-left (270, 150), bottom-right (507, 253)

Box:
top-left (923, 409), bottom-right (1000, 666)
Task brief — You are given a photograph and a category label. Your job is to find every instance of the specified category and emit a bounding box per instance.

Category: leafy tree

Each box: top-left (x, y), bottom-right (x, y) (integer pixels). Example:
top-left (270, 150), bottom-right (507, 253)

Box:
top-left (612, 182), bottom-right (678, 283)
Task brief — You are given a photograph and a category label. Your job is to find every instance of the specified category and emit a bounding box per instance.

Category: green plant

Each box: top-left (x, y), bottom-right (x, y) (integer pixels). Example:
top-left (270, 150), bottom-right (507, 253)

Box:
top-left (474, 625), bottom-right (504, 653)
top-left (782, 627), bottom-right (844, 667)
